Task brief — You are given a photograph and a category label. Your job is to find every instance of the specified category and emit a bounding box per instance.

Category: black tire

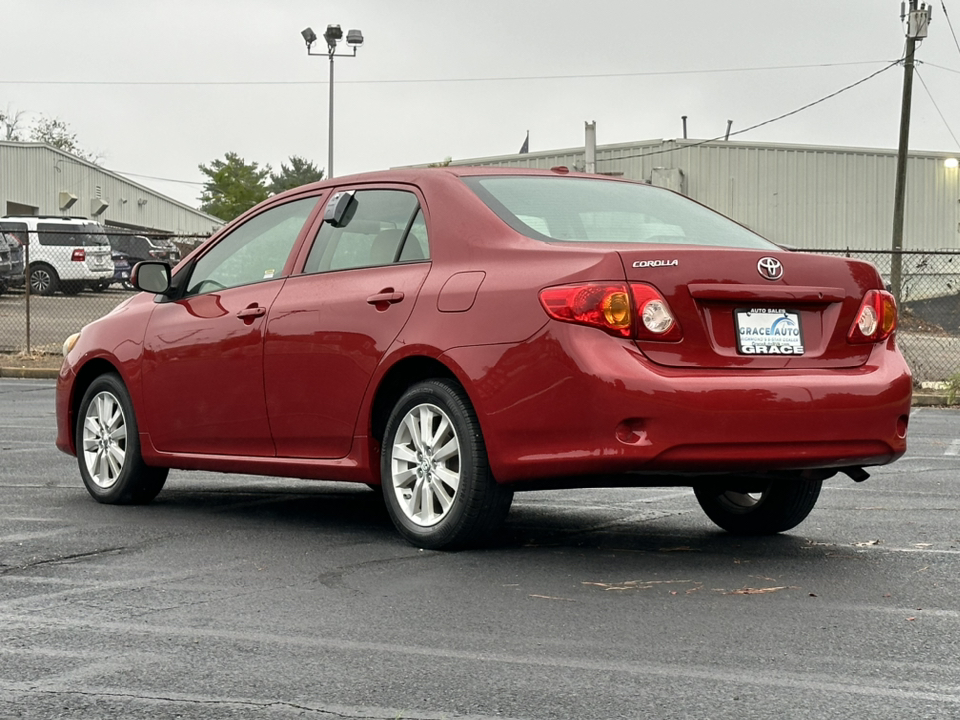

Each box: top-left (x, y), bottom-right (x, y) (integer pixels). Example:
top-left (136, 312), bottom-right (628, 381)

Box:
top-left (694, 478), bottom-right (822, 535)
top-left (75, 373), bottom-right (168, 505)
top-left (380, 379), bottom-right (513, 550)
top-left (30, 264), bottom-right (59, 296)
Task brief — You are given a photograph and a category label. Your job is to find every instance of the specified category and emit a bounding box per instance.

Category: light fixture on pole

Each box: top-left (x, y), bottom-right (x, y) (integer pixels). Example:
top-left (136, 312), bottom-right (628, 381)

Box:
top-left (301, 24), bottom-right (364, 180)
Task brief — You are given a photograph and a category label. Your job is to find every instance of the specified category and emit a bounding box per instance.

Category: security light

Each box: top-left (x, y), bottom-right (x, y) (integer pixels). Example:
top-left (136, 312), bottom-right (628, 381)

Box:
top-left (324, 24), bottom-right (343, 45)
top-left (301, 20), bottom-right (365, 179)
top-left (945, 158), bottom-right (959, 169)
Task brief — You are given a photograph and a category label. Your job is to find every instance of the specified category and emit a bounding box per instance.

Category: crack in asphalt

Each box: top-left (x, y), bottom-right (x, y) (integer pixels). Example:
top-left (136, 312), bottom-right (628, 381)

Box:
top-left (0, 547), bottom-right (128, 576)
top-left (2, 687), bottom-right (457, 719)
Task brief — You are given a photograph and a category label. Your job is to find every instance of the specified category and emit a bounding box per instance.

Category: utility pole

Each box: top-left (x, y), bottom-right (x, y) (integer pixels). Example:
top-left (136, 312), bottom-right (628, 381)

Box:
top-left (891, 0), bottom-right (931, 305)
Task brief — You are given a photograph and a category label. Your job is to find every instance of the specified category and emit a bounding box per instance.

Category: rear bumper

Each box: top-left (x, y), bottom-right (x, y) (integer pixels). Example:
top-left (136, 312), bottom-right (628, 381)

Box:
top-left (446, 325), bottom-right (912, 484)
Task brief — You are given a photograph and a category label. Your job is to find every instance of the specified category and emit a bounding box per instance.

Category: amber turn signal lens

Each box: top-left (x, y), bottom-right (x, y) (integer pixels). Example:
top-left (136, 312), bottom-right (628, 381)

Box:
top-left (602, 292), bottom-right (631, 329)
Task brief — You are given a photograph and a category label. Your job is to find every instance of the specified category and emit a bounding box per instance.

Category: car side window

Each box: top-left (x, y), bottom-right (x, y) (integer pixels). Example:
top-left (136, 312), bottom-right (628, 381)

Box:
top-left (0, 223), bottom-right (27, 246)
top-left (185, 197), bottom-right (318, 296)
top-left (399, 209), bottom-right (430, 261)
top-left (303, 190), bottom-right (427, 274)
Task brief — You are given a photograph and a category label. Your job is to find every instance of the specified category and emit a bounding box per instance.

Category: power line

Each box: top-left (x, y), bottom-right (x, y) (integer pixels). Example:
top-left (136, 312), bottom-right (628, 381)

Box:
top-left (915, 67), bottom-right (960, 149)
top-left (114, 171), bottom-right (205, 187)
top-left (940, 1), bottom-right (960, 59)
top-left (600, 59), bottom-right (904, 163)
top-left (917, 60), bottom-right (960, 73)
top-left (0, 60), bottom-right (896, 87)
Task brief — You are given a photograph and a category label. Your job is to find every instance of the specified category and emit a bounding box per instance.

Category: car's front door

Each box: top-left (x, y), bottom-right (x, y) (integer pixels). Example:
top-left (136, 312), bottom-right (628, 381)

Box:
top-left (141, 196), bottom-right (320, 456)
top-left (264, 188), bottom-right (432, 459)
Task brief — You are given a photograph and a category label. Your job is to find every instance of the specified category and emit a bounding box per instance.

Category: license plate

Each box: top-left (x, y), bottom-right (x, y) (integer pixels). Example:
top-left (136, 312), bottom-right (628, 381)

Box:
top-left (735, 308), bottom-right (804, 355)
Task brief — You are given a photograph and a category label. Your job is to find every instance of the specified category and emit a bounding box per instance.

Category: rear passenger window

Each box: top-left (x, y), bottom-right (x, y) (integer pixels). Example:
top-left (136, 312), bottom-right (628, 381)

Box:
top-left (0, 223), bottom-right (27, 245)
top-left (304, 190), bottom-right (429, 273)
top-left (36, 223), bottom-right (110, 247)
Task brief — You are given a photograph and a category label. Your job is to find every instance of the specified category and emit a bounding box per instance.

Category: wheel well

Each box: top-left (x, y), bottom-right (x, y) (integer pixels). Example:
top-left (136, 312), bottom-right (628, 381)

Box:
top-left (370, 356), bottom-right (458, 443)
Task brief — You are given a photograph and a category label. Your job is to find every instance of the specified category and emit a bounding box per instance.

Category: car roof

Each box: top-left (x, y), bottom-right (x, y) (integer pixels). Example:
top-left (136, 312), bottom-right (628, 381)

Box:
top-left (276, 166), bottom-right (633, 198)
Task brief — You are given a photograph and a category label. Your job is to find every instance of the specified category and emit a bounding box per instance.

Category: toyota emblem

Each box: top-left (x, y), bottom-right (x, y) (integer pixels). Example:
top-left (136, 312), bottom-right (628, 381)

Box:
top-left (757, 257), bottom-right (783, 281)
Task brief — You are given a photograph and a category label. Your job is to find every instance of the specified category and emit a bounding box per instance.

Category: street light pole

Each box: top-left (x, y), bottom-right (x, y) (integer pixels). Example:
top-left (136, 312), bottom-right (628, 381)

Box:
top-left (328, 49), bottom-right (335, 178)
top-left (301, 24), bottom-right (364, 180)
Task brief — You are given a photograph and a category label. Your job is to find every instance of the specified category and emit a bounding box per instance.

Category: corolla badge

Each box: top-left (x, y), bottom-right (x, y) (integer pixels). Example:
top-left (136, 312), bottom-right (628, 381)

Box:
top-left (633, 259), bottom-right (679, 268)
top-left (757, 257), bottom-right (783, 281)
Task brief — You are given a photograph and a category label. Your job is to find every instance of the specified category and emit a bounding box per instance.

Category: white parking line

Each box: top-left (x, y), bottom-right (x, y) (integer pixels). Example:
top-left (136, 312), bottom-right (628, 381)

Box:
top-left (944, 439), bottom-right (960, 456)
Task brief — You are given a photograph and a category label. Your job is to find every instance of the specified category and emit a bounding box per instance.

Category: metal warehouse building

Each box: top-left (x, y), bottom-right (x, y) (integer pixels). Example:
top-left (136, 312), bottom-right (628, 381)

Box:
top-left (0, 141), bottom-right (223, 239)
top-left (445, 137), bottom-right (960, 253)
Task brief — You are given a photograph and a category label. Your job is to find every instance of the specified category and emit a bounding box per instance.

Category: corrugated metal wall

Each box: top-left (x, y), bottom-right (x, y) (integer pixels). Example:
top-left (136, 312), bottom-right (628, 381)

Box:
top-left (449, 139), bottom-right (960, 252)
top-left (0, 142), bottom-right (223, 238)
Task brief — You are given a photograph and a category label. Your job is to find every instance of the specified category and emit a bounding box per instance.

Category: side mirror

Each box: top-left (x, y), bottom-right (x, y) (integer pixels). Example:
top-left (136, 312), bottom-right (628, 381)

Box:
top-left (131, 261), bottom-right (171, 294)
top-left (323, 191), bottom-right (356, 227)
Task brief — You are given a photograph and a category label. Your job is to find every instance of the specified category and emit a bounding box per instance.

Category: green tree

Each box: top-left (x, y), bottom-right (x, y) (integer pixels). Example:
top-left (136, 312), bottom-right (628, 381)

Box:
top-left (268, 155), bottom-right (325, 195)
top-left (427, 156), bottom-right (453, 167)
top-left (198, 152), bottom-right (271, 221)
top-left (30, 116), bottom-right (101, 163)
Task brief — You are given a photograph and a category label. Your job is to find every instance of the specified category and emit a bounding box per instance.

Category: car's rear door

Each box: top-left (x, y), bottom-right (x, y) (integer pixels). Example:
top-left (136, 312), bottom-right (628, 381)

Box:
top-left (264, 186), bottom-right (431, 459)
top-left (141, 195), bottom-right (321, 456)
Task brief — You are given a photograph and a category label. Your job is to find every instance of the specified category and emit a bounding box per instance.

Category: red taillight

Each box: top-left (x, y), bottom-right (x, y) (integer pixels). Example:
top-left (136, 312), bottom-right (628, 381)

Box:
top-left (538, 282), bottom-right (681, 341)
top-left (71, 249), bottom-right (85, 262)
top-left (539, 283), bottom-right (633, 337)
top-left (848, 289), bottom-right (897, 344)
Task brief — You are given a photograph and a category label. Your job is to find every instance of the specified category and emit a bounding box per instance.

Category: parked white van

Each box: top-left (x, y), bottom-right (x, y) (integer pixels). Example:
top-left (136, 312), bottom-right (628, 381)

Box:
top-left (0, 216), bottom-right (114, 295)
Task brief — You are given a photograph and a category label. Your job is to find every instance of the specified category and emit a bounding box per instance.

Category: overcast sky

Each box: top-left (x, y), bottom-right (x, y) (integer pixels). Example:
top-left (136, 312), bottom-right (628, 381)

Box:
top-left (2, 0), bottom-right (959, 207)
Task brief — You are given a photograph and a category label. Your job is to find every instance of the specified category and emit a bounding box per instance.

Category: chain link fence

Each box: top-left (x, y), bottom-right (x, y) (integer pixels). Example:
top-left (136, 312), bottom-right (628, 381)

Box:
top-left (2, 243), bottom-right (959, 384)
top-left (799, 248), bottom-right (960, 386)
top-left (0, 229), bottom-right (203, 357)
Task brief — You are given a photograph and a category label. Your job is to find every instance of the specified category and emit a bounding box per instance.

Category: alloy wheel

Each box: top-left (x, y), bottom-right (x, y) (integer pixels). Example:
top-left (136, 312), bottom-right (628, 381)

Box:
top-left (718, 491), bottom-right (764, 510)
top-left (31, 267), bottom-right (52, 294)
top-left (81, 391), bottom-right (128, 489)
top-left (389, 402), bottom-right (461, 527)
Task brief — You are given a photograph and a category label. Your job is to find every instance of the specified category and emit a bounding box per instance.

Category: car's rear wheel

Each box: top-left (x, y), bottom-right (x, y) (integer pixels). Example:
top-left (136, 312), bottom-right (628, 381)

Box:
top-left (381, 379), bottom-right (513, 550)
top-left (76, 373), bottom-right (168, 505)
top-left (29, 263), bottom-right (59, 296)
top-left (694, 478), bottom-right (822, 535)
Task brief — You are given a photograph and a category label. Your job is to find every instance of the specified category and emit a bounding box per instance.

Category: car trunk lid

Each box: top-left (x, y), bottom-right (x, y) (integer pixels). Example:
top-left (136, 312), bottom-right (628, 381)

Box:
top-left (618, 247), bottom-right (883, 369)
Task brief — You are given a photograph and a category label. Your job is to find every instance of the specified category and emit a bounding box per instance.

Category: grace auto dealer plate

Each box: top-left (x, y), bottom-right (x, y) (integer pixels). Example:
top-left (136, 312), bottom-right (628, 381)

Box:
top-left (735, 308), bottom-right (804, 355)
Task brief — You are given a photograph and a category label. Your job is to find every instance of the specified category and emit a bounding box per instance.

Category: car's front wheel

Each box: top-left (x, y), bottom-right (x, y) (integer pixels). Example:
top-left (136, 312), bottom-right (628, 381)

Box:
top-left (76, 373), bottom-right (168, 504)
top-left (381, 379), bottom-right (512, 550)
top-left (694, 477), bottom-right (822, 535)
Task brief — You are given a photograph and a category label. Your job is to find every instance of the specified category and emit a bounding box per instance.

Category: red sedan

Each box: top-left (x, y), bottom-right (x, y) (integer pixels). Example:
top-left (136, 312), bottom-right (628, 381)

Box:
top-left (56, 168), bottom-right (912, 549)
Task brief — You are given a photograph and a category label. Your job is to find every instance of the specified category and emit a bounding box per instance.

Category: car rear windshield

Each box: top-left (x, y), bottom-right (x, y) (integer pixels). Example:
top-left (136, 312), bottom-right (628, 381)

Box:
top-left (463, 175), bottom-right (778, 250)
top-left (37, 223), bottom-right (110, 247)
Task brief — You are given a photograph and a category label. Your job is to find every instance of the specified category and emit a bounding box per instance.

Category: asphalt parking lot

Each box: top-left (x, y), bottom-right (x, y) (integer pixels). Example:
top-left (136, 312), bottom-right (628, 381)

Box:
top-left (2, 378), bottom-right (959, 719)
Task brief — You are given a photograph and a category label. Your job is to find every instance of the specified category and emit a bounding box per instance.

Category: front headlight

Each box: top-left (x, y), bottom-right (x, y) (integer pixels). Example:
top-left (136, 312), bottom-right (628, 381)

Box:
top-left (62, 332), bottom-right (81, 357)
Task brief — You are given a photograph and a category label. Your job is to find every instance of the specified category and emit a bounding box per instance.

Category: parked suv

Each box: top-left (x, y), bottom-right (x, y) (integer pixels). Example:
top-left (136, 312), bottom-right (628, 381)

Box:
top-left (0, 216), bottom-right (114, 295)
top-left (0, 231), bottom-right (25, 294)
top-left (108, 234), bottom-right (181, 270)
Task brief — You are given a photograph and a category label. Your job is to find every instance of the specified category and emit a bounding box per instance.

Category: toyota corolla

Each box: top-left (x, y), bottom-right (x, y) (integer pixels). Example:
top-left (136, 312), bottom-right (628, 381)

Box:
top-left (56, 167), bottom-right (912, 549)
